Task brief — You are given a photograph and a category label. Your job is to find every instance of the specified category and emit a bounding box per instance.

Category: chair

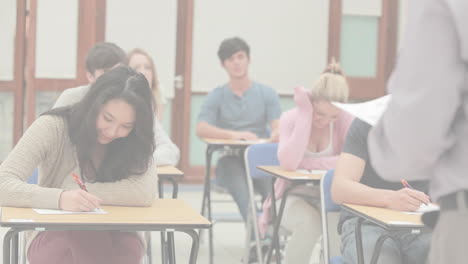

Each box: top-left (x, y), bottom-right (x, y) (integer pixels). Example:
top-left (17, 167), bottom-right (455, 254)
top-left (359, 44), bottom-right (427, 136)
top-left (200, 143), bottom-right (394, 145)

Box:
top-left (27, 169), bottom-right (38, 184)
top-left (320, 170), bottom-right (342, 264)
top-left (243, 143), bottom-right (279, 264)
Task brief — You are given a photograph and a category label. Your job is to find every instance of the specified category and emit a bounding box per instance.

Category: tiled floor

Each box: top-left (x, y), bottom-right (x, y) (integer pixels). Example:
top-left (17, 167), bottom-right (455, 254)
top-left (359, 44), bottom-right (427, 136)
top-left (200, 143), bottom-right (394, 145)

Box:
top-left (150, 184), bottom-right (249, 264)
top-left (149, 184), bottom-right (328, 264)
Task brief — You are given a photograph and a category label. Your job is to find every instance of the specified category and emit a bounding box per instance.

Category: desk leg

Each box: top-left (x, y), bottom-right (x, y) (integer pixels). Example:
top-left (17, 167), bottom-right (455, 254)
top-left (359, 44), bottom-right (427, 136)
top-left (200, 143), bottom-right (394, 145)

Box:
top-left (167, 231), bottom-right (176, 264)
top-left (200, 145), bottom-right (215, 264)
top-left (160, 231), bottom-right (167, 264)
top-left (266, 179), bottom-right (277, 264)
top-left (160, 176), bottom-right (179, 199)
top-left (207, 175), bottom-right (213, 264)
top-left (3, 228), bottom-right (21, 264)
top-left (270, 179), bottom-right (278, 229)
top-left (158, 178), bottom-right (167, 264)
top-left (158, 179), bottom-right (164, 199)
top-left (170, 178), bottom-right (179, 198)
top-left (12, 233), bottom-right (18, 264)
top-left (266, 184), bottom-right (295, 264)
top-left (370, 234), bottom-right (395, 264)
top-left (179, 229), bottom-right (200, 264)
top-left (355, 218), bottom-right (365, 264)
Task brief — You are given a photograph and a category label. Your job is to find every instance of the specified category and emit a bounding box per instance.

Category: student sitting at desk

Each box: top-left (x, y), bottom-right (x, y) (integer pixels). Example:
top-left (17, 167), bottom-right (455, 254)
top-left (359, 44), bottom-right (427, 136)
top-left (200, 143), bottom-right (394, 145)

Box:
top-left (54, 42), bottom-right (180, 166)
top-left (196, 37), bottom-right (281, 223)
top-left (331, 117), bottom-right (431, 264)
top-left (0, 66), bottom-right (157, 264)
top-left (128, 48), bottom-right (167, 122)
top-left (259, 61), bottom-right (354, 264)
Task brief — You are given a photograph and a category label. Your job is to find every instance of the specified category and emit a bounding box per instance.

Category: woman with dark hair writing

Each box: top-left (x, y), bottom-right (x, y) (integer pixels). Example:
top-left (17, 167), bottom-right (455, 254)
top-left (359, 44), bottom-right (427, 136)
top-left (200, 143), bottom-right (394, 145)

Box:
top-left (0, 66), bottom-right (157, 264)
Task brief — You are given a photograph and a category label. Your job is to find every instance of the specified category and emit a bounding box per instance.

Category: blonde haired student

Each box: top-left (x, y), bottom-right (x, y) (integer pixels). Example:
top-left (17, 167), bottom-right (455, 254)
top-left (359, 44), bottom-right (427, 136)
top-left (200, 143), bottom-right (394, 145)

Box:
top-left (128, 48), bottom-right (166, 121)
top-left (0, 67), bottom-right (157, 264)
top-left (259, 61), bottom-right (354, 263)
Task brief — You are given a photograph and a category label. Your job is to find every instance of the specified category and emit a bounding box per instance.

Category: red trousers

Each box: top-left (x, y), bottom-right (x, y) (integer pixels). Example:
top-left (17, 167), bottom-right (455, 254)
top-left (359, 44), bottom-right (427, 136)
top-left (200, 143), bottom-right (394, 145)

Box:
top-left (28, 231), bottom-right (143, 264)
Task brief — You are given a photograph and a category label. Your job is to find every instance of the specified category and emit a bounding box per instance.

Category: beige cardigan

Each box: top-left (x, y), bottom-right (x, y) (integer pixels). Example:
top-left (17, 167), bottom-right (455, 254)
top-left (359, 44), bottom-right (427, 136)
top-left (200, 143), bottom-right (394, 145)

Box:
top-left (0, 115), bottom-right (158, 251)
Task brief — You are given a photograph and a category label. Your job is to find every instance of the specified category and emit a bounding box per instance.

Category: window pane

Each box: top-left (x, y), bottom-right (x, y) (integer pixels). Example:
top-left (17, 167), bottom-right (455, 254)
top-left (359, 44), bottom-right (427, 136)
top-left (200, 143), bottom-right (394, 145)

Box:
top-left (340, 15), bottom-right (379, 77)
top-left (0, 92), bottom-right (14, 160)
top-left (36, 91), bottom-right (61, 118)
top-left (0, 0), bottom-right (16, 81)
top-left (35, 0), bottom-right (78, 79)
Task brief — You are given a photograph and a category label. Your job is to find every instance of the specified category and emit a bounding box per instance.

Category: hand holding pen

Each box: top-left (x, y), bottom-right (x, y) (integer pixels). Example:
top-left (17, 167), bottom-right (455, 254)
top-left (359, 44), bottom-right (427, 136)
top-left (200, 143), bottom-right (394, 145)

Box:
top-left (58, 173), bottom-right (102, 212)
top-left (400, 179), bottom-right (431, 206)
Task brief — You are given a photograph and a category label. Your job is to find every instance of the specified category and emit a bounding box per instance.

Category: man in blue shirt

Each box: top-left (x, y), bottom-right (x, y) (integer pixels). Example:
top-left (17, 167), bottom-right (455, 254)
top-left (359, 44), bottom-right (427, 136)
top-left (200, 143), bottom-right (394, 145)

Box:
top-left (196, 37), bottom-right (281, 222)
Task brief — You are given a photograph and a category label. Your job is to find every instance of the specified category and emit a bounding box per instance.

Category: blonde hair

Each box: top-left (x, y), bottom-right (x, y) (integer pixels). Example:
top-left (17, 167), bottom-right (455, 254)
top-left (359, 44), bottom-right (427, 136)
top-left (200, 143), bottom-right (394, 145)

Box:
top-left (127, 48), bottom-right (162, 112)
top-left (310, 58), bottom-right (349, 103)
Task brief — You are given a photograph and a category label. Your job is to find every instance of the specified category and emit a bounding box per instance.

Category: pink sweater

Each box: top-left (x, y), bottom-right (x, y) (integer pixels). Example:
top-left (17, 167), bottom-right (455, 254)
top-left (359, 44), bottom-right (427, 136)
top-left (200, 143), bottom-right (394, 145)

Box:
top-left (258, 106), bottom-right (354, 237)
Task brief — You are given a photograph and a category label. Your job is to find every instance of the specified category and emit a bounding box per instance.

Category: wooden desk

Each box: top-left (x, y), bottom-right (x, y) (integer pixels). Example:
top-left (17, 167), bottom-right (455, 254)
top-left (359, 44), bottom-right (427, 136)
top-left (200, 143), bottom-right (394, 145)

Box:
top-left (157, 166), bottom-right (184, 199)
top-left (343, 204), bottom-right (423, 229)
top-left (200, 138), bottom-right (267, 264)
top-left (258, 166), bottom-right (325, 264)
top-left (202, 138), bottom-right (268, 146)
top-left (257, 165), bottom-right (323, 181)
top-left (0, 199), bottom-right (211, 264)
top-left (342, 204), bottom-right (426, 264)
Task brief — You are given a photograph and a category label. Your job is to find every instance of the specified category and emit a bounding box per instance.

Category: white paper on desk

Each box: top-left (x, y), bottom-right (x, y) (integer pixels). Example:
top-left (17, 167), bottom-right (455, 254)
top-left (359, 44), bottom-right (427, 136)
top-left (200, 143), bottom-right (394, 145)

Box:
top-left (33, 208), bottom-right (108, 215)
top-left (333, 95), bottom-right (391, 126)
top-left (295, 169), bottom-right (327, 175)
top-left (401, 203), bottom-right (440, 215)
top-left (388, 221), bottom-right (419, 226)
top-left (234, 139), bottom-right (268, 144)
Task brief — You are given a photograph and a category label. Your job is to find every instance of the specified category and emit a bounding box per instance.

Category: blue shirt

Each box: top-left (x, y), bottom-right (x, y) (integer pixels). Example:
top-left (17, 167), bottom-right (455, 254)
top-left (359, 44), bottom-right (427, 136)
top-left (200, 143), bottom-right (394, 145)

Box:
top-left (198, 82), bottom-right (281, 138)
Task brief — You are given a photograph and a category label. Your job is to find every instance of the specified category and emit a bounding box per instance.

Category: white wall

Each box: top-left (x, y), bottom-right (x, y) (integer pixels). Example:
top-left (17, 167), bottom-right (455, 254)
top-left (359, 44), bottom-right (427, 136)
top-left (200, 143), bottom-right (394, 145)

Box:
top-left (106, 0), bottom-right (178, 99)
top-left (35, 0), bottom-right (78, 79)
top-left (191, 0), bottom-right (330, 95)
top-left (398, 0), bottom-right (408, 50)
top-left (0, 0), bottom-right (17, 81)
top-left (343, 0), bottom-right (382, 16)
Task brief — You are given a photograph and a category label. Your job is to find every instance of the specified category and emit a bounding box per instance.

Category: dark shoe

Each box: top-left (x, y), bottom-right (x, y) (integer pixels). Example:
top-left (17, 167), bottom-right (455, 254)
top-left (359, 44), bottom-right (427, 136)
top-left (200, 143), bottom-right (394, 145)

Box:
top-left (247, 243), bottom-right (269, 264)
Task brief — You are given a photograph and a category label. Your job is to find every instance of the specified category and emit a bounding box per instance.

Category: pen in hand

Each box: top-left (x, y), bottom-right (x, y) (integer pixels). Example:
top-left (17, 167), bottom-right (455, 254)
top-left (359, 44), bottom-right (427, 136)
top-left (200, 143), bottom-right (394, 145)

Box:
top-left (400, 179), bottom-right (429, 206)
top-left (72, 173), bottom-right (88, 192)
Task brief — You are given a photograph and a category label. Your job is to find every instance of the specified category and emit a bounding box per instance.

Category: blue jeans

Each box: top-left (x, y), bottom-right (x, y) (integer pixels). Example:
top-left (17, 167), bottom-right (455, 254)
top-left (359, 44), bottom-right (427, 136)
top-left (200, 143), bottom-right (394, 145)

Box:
top-left (215, 155), bottom-right (271, 221)
top-left (341, 217), bottom-right (431, 264)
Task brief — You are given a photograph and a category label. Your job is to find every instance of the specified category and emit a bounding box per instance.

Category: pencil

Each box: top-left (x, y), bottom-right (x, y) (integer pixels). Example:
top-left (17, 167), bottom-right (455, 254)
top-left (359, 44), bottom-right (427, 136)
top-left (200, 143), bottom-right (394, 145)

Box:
top-left (72, 173), bottom-right (88, 192)
top-left (400, 179), bottom-right (428, 206)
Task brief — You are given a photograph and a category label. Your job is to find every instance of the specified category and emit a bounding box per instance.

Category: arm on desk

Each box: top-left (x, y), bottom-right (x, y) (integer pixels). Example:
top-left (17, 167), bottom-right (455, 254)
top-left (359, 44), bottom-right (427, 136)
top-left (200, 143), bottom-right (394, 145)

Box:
top-left (332, 153), bottom-right (386, 206)
top-left (196, 121), bottom-right (258, 140)
top-left (331, 153), bottom-right (429, 212)
top-left (0, 116), bottom-right (65, 210)
top-left (268, 119), bottom-right (279, 142)
top-left (85, 162), bottom-right (158, 207)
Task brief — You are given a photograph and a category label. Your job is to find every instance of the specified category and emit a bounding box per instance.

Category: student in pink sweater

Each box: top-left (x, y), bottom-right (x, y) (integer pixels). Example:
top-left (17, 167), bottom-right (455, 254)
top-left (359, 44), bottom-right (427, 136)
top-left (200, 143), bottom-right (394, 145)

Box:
top-left (259, 62), bottom-right (354, 264)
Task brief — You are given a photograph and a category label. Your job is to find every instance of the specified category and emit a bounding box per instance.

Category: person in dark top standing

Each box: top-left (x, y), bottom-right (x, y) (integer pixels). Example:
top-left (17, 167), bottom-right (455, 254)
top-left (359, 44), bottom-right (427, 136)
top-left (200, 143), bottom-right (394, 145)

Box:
top-left (331, 118), bottom-right (431, 264)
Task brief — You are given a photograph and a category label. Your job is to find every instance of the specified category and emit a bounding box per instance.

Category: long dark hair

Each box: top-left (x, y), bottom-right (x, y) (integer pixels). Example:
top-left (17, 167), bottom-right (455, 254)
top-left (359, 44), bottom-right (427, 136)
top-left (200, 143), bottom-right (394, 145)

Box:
top-left (45, 66), bottom-right (155, 182)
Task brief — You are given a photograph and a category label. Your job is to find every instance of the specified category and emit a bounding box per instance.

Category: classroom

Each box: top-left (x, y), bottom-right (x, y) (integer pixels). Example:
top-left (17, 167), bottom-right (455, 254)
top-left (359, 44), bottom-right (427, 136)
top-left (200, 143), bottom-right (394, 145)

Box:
top-left (1, 0), bottom-right (466, 264)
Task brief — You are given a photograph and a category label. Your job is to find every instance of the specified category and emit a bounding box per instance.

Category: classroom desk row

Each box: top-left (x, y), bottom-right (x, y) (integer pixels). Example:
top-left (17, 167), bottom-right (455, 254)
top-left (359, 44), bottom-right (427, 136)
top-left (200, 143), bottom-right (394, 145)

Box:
top-left (0, 166), bottom-right (211, 264)
top-left (261, 166), bottom-right (428, 264)
top-left (199, 138), bottom-right (429, 264)
top-left (342, 204), bottom-right (426, 264)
